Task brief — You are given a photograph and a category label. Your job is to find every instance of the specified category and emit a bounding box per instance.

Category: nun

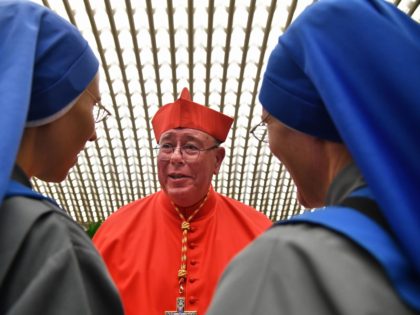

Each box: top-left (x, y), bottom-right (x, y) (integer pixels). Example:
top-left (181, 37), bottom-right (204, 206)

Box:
top-left (207, 0), bottom-right (420, 314)
top-left (0, 1), bottom-right (123, 314)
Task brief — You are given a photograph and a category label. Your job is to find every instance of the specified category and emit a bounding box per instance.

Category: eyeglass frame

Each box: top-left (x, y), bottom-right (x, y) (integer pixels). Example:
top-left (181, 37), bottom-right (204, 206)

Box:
top-left (85, 88), bottom-right (112, 123)
top-left (155, 143), bottom-right (220, 162)
top-left (250, 113), bottom-right (269, 143)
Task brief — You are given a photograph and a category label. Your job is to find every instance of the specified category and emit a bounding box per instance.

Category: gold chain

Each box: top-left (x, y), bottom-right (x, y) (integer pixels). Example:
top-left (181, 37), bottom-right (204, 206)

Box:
top-left (172, 189), bottom-right (210, 294)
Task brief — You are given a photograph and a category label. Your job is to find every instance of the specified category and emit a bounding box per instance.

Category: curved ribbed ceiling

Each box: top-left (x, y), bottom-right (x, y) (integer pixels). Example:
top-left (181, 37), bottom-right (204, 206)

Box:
top-left (31, 0), bottom-right (419, 228)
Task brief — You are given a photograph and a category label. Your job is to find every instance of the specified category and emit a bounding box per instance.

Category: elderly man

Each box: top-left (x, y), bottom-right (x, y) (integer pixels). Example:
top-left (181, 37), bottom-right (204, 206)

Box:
top-left (206, 0), bottom-right (420, 314)
top-left (93, 88), bottom-right (272, 315)
top-left (0, 1), bottom-right (123, 314)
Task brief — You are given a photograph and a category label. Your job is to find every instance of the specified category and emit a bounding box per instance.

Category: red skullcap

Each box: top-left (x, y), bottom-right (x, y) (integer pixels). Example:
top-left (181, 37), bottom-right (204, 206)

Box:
top-left (152, 88), bottom-right (234, 142)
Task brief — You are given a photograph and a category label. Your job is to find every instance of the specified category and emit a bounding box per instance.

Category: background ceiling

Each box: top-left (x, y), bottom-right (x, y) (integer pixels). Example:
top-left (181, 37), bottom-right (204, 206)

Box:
top-left (31, 0), bottom-right (419, 229)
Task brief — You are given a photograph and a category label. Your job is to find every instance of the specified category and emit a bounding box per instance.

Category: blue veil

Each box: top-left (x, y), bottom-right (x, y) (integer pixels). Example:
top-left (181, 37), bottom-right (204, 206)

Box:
top-left (259, 0), bottom-right (420, 278)
top-left (0, 1), bottom-right (98, 204)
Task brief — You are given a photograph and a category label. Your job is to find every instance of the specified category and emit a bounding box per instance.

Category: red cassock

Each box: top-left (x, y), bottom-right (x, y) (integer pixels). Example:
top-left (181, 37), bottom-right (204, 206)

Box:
top-left (93, 187), bottom-right (272, 315)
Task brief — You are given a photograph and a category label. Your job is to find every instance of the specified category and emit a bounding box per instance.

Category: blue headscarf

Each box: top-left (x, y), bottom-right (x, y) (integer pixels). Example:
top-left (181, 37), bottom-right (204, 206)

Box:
top-left (0, 1), bottom-right (99, 204)
top-left (259, 0), bottom-right (420, 278)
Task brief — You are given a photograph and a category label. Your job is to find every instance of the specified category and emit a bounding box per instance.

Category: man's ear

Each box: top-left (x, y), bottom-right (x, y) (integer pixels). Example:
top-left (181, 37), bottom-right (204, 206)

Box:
top-left (213, 147), bottom-right (225, 175)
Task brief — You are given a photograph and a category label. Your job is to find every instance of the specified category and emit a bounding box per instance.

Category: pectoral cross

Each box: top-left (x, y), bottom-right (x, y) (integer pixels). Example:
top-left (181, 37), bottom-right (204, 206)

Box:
top-left (165, 297), bottom-right (197, 315)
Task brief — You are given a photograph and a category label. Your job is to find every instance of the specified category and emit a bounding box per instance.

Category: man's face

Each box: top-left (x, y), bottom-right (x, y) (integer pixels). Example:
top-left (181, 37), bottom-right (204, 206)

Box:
top-left (157, 128), bottom-right (225, 208)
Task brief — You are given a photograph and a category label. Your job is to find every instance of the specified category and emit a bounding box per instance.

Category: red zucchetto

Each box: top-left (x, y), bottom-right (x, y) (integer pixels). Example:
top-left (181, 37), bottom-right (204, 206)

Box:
top-left (152, 88), bottom-right (234, 143)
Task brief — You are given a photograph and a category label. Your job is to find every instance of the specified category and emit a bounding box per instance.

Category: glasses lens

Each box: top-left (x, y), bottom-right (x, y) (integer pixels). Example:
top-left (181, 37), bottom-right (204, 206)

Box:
top-left (157, 145), bottom-right (200, 162)
top-left (252, 122), bottom-right (268, 142)
top-left (94, 103), bottom-right (110, 123)
top-left (182, 145), bottom-right (200, 158)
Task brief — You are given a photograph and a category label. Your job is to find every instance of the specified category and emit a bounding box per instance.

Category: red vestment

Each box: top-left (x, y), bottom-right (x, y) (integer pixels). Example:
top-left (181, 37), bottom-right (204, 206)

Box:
top-left (93, 187), bottom-right (272, 315)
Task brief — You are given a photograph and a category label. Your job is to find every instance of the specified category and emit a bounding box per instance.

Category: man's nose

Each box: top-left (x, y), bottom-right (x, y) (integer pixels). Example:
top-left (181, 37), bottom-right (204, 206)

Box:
top-left (170, 146), bottom-right (184, 161)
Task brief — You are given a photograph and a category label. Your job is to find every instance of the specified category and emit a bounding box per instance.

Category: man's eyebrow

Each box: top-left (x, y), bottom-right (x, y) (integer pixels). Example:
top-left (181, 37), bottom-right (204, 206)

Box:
top-left (160, 133), bottom-right (175, 141)
top-left (183, 135), bottom-right (200, 142)
top-left (160, 133), bottom-right (202, 142)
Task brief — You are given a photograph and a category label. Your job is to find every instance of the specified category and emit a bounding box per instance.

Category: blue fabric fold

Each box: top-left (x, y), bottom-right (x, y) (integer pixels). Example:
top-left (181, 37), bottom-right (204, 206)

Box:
top-left (259, 0), bottom-right (420, 280)
top-left (5, 180), bottom-right (61, 210)
top-left (0, 1), bottom-right (98, 207)
top-left (278, 190), bottom-right (420, 310)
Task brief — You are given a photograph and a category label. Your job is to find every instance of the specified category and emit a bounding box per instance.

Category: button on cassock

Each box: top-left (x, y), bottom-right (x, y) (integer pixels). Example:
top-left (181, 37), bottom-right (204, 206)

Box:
top-left (189, 277), bottom-right (197, 283)
top-left (189, 242), bottom-right (197, 249)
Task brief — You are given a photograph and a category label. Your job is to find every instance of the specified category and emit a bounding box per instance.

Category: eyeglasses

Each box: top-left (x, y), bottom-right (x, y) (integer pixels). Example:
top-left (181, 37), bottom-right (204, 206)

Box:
top-left (250, 113), bottom-right (269, 143)
top-left (85, 89), bottom-right (112, 123)
top-left (156, 143), bottom-right (219, 162)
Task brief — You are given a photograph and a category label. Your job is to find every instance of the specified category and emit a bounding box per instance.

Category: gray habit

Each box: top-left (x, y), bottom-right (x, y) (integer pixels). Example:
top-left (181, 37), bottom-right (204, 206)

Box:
top-left (206, 165), bottom-right (417, 315)
top-left (0, 169), bottom-right (124, 315)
